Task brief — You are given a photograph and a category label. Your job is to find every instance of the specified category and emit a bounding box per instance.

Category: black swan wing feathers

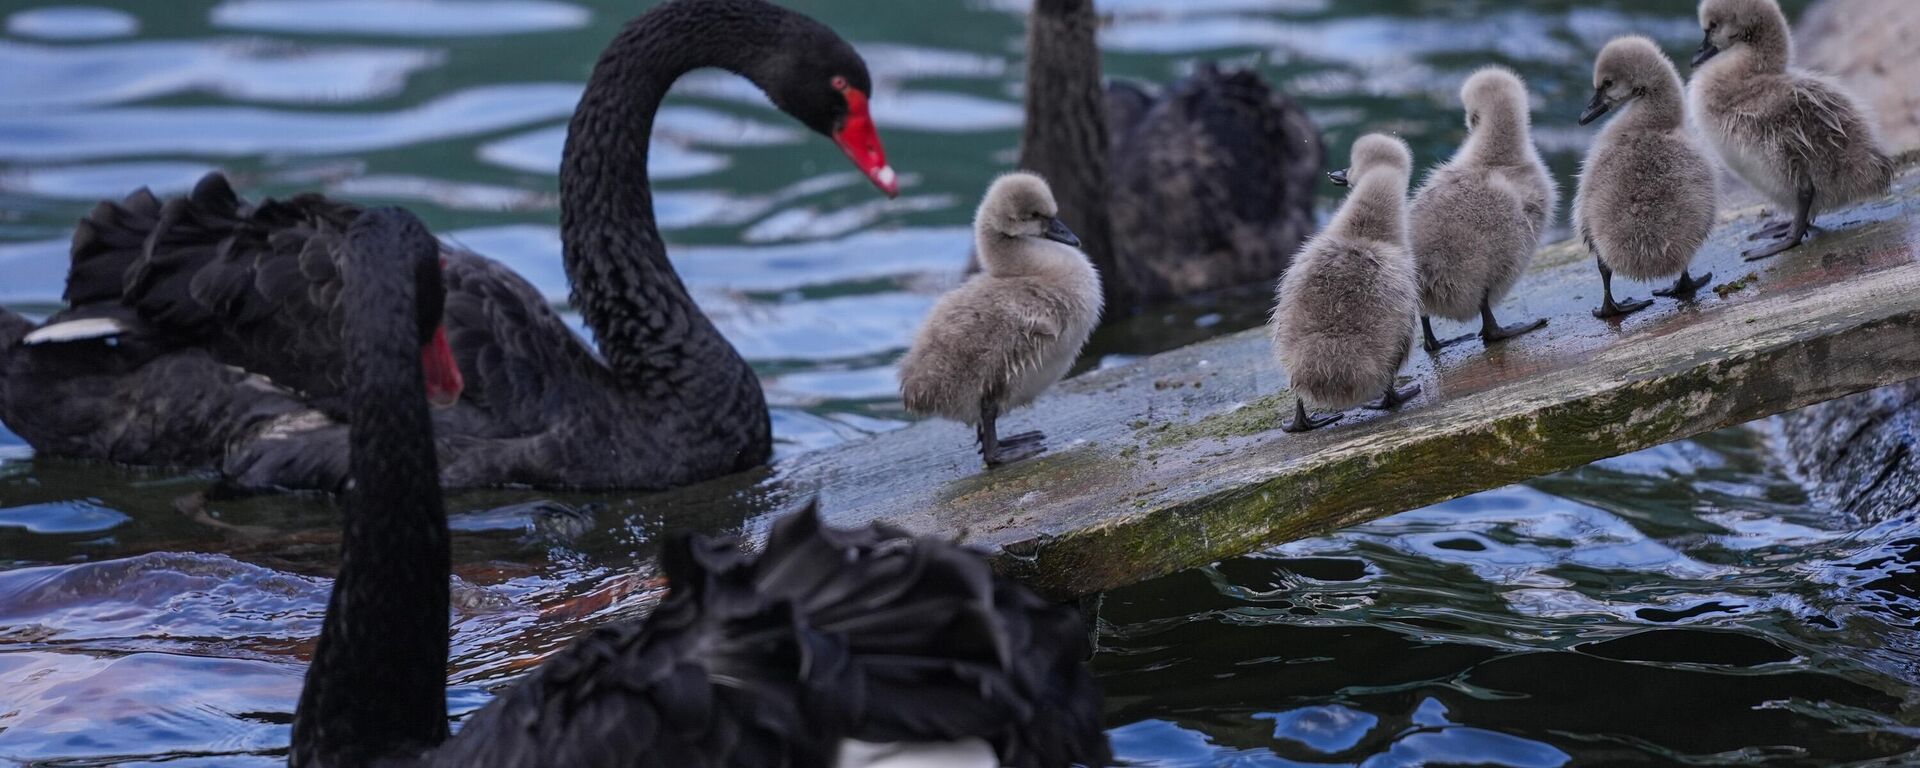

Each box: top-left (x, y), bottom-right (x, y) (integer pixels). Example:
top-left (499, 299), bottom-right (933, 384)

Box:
top-left (65, 173), bottom-right (623, 437)
top-left (428, 506), bottom-right (1111, 768)
top-left (59, 173), bottom-right (367, 411)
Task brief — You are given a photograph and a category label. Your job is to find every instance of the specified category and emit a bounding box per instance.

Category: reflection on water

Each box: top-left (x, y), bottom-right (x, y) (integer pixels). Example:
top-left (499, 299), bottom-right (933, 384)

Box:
top-left (1097, 428), bottom-right (1920, 766)
top-left (5, 0), bottom-right (1913, 765)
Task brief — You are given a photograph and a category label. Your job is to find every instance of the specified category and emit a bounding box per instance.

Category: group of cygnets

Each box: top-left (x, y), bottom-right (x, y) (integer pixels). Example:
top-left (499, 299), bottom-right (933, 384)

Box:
top-left (903, 0), bottom-right (1897, 461)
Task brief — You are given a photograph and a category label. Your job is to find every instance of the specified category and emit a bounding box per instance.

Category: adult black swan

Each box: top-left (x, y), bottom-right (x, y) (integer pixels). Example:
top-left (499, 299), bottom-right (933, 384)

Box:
top-left (289, 208), bottom-right (1110, 768)
top-left (1019, 0), bottom-right (1323, 312)
top-left (0, 0), bottom-right (898, 492)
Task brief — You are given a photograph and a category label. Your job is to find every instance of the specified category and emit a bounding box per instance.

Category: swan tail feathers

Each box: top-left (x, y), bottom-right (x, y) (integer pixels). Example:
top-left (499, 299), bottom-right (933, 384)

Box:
top-left (63, 185), bottom-right (166, 307)
top-left (64, 172), bottom-right (364, 340)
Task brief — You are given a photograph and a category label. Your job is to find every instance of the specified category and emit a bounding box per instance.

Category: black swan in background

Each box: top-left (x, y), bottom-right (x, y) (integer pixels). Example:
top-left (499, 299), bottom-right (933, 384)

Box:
top-left (1019, 0), bottom-right (1323, 312)
top-left (289, 208), bottom-right (1109, 767)
top-left (0, 0), bottom-right (898, 493)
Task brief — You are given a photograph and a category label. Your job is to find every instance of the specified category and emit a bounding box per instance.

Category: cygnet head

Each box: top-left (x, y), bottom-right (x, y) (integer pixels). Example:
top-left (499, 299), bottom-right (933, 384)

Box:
top-left (974, 171), bottom-right (1083, 273)
top-left (1694, 0), bottom-right (1791, 69)
top-left (1460, 66), bottom-right (1532, 140)
top-left (1580, 36), bottom-right (1683, 126)
top-left (1329, 133), bottom-right (1412, 188)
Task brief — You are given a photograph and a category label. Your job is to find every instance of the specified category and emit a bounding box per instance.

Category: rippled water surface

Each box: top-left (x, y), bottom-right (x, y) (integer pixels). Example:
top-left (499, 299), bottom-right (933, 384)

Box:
top-left (6, 0), bottom-right (1918, 765)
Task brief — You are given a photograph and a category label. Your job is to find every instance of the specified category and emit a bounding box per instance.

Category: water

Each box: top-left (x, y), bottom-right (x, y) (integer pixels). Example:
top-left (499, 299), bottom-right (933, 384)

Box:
top-left (4, 0), bottom-right (1917, 765)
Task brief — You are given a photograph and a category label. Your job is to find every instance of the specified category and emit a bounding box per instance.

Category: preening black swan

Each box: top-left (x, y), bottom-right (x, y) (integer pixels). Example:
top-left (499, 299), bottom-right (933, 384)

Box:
top-left (0, 0), bottom-right (898, 493)
top-left (1019, 0), bottom-right (1323, 312)
top-left (290, 206), bottom-right (1110, 768)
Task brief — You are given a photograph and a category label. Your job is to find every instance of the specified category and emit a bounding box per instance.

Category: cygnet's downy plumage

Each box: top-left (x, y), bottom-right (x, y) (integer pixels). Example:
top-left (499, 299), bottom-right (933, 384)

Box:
top-left (1575, 36), bottom-right (1720, 318)
top-left (1408, 67), bottom-right (1557, 353)
top-left (1269, 134), bottom-right (1421, 433)
top-left (1689, 0), bottom-right (1894, 261)
top-left (899, 172), bottom-right (1103, 467)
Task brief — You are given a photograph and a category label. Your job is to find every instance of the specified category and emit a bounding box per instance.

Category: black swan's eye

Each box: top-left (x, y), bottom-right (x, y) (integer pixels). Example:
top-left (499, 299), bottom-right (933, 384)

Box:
top-left (830, 75), bottom-right (849, 91)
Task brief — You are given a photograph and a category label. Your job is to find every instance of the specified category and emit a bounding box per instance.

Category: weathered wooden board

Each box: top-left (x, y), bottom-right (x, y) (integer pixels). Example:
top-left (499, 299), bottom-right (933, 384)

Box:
top-left (597, 160), bottom-right (1920, 599)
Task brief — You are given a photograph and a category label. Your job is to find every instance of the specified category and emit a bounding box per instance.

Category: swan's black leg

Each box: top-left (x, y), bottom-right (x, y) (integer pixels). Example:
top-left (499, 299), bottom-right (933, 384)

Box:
top-left (1651, 268), bottom-right (1713, 300)
top-left (1364, 382), bottom-right (1422, 411)
top-left (1592, 255), bottom-right (1652, 319)
top-left (1744, 184), bottom-right (1815, 261)
top-left (1478, 296), bottom-right (1546, 344)
top-left (1282, 397), bottom-right (1342, 433)
top-left (1422, 315), bottom-right (1473, 354)
top-left (977, 397), bottom-right (1045, 467)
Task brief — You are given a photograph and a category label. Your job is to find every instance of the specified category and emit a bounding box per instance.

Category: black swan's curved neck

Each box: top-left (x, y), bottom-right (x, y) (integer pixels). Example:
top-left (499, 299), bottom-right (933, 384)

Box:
top-left (291, 210), bottom-right (450, 767)
top-left (1021, 0), bottom-right (1124, 307)
top-left (559, 0), bottom-right (788, 387)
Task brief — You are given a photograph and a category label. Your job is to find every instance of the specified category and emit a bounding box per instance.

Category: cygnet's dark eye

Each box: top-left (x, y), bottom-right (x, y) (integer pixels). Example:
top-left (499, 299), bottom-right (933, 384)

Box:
top-left (1601, 78), bottom-right (1614, 90)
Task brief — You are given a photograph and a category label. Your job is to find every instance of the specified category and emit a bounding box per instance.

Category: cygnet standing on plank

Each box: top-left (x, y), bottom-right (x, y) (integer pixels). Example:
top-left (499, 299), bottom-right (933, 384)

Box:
top-left (1270, 134), bottom-right (1421, 433)
top-left (1689, 0), bottom-right (1893, 261)
top-left (1409, 67), bottom-right (1557, 353)
top-left (899, 172), bottom-right (1102, 468)
top-left (1576, 36), bottom-right (1719, 318)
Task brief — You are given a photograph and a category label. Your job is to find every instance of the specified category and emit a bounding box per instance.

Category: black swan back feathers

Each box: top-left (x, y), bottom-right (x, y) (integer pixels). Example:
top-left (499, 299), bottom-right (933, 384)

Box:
top-left (427, 507), bottom-right (1111, 767)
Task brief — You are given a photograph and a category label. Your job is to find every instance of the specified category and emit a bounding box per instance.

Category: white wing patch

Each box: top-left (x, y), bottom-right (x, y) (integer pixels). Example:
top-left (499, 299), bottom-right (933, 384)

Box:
top-left (834, 739), bottom-right (998, 768)
top-left (22, 317), bottom-right (131, 345)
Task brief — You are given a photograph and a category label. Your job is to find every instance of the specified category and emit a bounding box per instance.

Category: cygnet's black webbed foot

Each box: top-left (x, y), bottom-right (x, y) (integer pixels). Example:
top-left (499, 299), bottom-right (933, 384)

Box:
top-left (1742, 234), bottom-right (1807, 261)
top-left (975, 399), bottom-right (1044, 468)
top-left (999, 430), bottom-right (1046, 447)
top-left (1282, 399), bottom-right (1342, 433)
top-left (1745, 185), bottom-right (1817, 262)
top-left (1364, 383), bottom-right (1422, 411)
top-left (1593, 296), bottom-right (1653, 319)
top-left (1478, 299), bottom-right (1546, 345)
top-left (1421, 316), bottom-right (1474, 354)
top-left (1747, 219), bottom-right (1792, 241)
top-left (1482, 319), bottom-right (1547, 343)
top-left (1652, 269), bottom-right (1713, 301)
top-left (1746, 220), bottom-right (1825, 241)
top-left (1592, 256), bottom-right (1652, 319)
top-left (982, 438), bottom-right (1047, 468)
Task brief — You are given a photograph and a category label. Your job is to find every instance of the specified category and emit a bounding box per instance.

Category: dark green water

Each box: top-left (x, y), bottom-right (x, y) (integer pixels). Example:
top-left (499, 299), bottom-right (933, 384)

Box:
top-left (5, 0), bottom-right (1918, 765)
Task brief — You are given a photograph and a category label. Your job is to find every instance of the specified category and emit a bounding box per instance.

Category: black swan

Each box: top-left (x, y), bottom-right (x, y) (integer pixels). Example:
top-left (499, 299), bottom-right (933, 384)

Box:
top-left (1019, 0), bottom-right (1323, 312)
top-left (0, 0), bottom-right (898, 493)
top-left (289, 207), bottom-right (1110, 768)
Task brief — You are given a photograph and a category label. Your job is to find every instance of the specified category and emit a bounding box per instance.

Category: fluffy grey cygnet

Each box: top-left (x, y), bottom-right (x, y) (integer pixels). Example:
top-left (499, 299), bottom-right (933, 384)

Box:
top-left (1689, 0), bottom-right (1894, 261)
top-left (1269, 134), bottom-right (1421, 433)
top-left (1408, 66), bottom-right (1558, 354)
top-left (1575, 36), bottom-right (1720, 319)
top-left (898, 172), bottom-right (1103, 467)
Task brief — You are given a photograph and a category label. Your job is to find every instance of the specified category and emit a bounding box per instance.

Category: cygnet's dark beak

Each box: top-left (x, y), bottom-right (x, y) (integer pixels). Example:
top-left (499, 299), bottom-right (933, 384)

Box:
top-left (1327, 168), bottom-right (1350, 187)
top-left (1692, 29), bottom-right (1720, 67)
top-left (1043, 216), bottom-right (1081, 248)
top-left (1579, 88), bottom-right (1612, 126)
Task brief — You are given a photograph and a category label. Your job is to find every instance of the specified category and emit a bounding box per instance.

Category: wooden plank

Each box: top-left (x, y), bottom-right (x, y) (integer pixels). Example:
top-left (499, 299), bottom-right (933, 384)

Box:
top-left (619, 160), bottom-right (1920, 599)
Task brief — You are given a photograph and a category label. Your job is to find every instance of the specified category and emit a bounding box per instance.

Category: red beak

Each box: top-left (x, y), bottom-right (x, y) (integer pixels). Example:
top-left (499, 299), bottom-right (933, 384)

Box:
top-left (420, 325), bottom-right (463, 409)
top-left (832, 87), bottom-right (898, 198)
